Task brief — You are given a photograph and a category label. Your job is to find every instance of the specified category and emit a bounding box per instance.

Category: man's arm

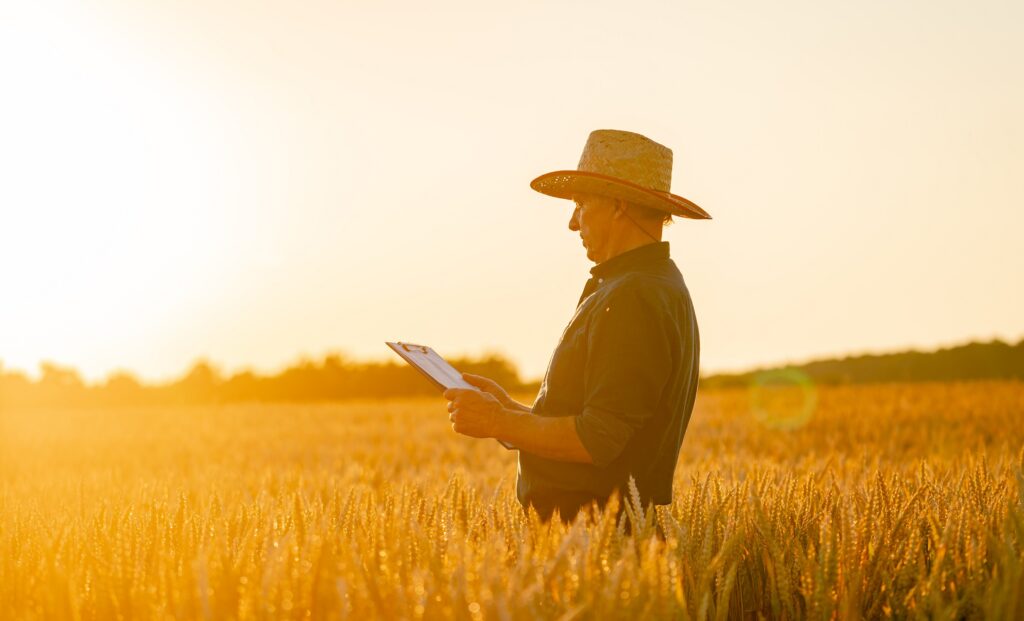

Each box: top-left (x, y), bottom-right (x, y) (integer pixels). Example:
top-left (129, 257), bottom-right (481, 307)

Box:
top-left (443, 387), bottom-right (594, 464)
top-left (504, 400), bottom-right (533, 414)
top-left (493, 409), bottom-right (593, 464)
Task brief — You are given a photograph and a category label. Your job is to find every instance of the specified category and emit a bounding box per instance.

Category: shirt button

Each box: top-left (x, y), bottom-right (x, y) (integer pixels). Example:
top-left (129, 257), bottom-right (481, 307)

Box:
top-left (598, 278), bottom-right (604, 284)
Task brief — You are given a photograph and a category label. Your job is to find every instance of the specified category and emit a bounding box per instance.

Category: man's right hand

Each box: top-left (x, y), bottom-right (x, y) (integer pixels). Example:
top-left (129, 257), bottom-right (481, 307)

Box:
top-left (461, 373), bottom-right (515, 409)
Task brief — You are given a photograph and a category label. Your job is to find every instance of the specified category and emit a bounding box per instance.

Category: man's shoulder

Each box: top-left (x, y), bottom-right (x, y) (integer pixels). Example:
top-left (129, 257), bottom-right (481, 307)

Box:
top-left (588, 277), bottom-right (687, 331)
top-left (606, 266), bottom-right (688, 303)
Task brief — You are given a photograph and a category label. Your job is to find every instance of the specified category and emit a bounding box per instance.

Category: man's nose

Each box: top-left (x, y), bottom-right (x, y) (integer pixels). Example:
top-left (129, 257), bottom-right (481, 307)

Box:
top-left (568, 207), bottom-right (580, 231)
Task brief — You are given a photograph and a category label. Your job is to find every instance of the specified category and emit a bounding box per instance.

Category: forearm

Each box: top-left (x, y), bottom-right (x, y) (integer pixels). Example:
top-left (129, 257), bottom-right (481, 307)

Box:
top-left (494, 409), bottom-right (594, 464)
top-left (504, 398), bottom-right (533, 414)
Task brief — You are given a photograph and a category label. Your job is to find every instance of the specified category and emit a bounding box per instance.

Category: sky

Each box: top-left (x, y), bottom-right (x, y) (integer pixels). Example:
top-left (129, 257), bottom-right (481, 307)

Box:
top-left (1, 0), bottom-right (1022, 383)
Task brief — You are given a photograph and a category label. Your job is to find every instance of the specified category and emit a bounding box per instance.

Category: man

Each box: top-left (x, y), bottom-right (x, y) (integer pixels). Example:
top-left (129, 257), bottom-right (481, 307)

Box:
top-left (444, 129), bottom-right (711, 521)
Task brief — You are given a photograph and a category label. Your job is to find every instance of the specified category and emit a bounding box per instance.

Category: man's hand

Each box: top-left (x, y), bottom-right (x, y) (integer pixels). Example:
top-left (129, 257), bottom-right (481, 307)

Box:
top-left (443, 387), bottom-right (506, 438)
top-left (460, 373), bottom-right (514, 409)
top-left (443, 386), bottom-right (594, 464)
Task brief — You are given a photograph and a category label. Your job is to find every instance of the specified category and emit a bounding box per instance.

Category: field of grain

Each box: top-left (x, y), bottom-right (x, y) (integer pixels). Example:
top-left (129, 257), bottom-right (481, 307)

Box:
top-left (2, 381), bottom-right (1023, 619)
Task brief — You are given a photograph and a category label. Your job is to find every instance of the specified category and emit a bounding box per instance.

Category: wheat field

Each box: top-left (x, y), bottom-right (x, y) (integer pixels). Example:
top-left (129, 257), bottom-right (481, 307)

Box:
top-left (2, 381), bottom-right (1023, 620)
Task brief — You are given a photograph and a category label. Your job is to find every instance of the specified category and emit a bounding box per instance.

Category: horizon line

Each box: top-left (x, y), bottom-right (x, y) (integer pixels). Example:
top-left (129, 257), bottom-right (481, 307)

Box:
top-left (3, 333), bottom-right (1022, 386)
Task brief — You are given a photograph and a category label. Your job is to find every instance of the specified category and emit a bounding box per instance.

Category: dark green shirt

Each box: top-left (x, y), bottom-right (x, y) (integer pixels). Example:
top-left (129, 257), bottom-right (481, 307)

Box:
top-left (517, 241), bottom-right (700, 519)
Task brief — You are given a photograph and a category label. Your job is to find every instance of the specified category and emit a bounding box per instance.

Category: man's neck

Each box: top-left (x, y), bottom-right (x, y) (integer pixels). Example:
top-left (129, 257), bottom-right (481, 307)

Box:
top-left (597, 232), bottom-right (661, 265)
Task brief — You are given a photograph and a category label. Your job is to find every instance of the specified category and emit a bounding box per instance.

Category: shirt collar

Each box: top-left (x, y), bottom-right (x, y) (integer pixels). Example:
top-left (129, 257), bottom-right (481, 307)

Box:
top-left (590, 241), bottom-right (670, 280)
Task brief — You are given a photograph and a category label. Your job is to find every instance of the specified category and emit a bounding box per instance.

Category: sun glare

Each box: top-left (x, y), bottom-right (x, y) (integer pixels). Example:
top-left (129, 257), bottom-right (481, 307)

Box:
top-left (0, 3), bottom-right (233, 380)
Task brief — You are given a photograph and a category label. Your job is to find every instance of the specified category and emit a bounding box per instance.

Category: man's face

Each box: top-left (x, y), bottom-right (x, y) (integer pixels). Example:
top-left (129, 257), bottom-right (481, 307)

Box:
top-left (568, 193), bottom-right (618, 263)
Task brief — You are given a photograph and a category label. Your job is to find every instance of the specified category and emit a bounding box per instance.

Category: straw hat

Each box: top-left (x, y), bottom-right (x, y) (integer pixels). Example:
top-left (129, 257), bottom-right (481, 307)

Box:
top-left (530, 129), bottom-right (711, 220)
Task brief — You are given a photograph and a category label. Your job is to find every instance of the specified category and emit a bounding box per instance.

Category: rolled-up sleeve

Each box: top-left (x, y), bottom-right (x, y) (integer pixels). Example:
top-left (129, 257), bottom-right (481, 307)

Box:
top-left (574, 286), bottom-right (672, 467)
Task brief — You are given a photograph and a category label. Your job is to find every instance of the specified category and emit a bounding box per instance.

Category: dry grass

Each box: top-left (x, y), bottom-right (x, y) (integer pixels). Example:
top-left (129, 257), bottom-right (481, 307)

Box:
top-left (2, 381), bottom-right (1023, 619)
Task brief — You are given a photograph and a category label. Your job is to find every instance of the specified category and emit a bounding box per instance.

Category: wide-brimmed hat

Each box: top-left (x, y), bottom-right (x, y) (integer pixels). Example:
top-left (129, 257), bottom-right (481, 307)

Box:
top-left (530, 129), bottom-right (711, 220)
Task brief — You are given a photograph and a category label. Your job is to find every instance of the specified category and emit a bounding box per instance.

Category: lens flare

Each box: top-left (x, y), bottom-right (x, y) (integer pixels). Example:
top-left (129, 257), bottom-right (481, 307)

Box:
top-left (748, 368), bottom-right (818, 430)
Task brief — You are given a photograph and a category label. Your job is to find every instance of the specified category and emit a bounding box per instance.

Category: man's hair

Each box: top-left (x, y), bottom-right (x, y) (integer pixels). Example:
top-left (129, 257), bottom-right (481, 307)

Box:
top-left (617, 199), bottom-right (674, 227)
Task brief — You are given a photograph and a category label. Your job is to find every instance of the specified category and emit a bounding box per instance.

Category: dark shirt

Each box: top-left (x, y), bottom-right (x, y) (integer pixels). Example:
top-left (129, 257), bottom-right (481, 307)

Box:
top-left (516, 241), bottom-right (700, 520)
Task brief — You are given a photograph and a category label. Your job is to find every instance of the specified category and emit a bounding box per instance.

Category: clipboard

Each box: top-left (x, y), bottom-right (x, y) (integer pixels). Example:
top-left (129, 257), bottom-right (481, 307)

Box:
top-left (386, 341), bottom-right (475, 391)
top-left (386, 341), bottom-right (515, 450)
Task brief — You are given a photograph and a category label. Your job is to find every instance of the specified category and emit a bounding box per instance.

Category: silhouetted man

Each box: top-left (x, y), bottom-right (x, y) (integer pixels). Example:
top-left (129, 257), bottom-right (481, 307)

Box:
top-left (444, 129), bottom-right (712, 522)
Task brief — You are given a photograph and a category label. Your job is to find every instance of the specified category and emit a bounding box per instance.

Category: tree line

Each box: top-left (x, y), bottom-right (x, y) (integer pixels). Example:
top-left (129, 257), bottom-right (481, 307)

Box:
top-left (0, 353), bottom-right (536, 409)
top-left (3, 338), bottom-right (1022, 408)
top-left (700, 338), bottom-right (1024, 389)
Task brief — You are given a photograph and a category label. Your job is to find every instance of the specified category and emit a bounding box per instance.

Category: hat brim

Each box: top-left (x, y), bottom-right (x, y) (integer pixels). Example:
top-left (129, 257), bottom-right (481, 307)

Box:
top-left (530, 170), bottom-right (712, 220)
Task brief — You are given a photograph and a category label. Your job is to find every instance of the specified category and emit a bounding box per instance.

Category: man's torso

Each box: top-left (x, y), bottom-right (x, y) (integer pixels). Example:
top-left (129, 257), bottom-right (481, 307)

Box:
top-left (516, 241), bottom-right (701, 520)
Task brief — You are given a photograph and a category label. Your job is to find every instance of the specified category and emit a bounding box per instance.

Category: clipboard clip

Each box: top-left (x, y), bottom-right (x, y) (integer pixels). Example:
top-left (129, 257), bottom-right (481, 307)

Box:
top-left (398, 341), bottom-right (429, 354)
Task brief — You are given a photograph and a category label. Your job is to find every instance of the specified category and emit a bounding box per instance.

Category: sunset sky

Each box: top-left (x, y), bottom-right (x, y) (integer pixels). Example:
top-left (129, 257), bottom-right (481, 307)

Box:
top-left (1, 0), bottom-right (1021, 383)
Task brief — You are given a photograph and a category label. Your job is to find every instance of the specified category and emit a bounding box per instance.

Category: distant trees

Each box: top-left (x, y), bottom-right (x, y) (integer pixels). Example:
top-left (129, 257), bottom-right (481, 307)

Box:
top-left (700, 338), bottom-right (1024, 389)
top-left (0, 352), bottom-right (533, 408)
top-left (3, 338), bottom-right (1022, 409)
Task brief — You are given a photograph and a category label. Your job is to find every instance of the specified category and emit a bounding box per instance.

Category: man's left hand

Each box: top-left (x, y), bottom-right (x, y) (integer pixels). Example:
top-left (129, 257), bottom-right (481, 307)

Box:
top-left (443, 388), bottom-right (505, 438)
